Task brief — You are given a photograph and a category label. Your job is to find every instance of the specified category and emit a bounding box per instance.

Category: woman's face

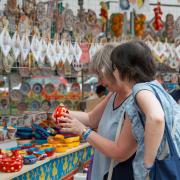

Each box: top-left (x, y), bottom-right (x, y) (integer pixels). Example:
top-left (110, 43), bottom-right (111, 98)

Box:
top-left (98, 74), bottom-right (119, 92)
top-left (113, 69), bottom-right (123, 86)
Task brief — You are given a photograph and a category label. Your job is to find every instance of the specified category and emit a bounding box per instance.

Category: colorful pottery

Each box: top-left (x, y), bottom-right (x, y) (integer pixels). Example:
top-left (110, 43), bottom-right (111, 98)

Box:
top-left (20, 82), bottom-right (31, 95)
top-left (53, 104), bottom-right (69, 125)
top-left (44, 148), bottom-right (55, 157)
top-left (23, 155), bottom-right (37, 165)
top-left (0, 150), bottom-right (23, 173)
top-left (32, 83), bottom-right (43, 95)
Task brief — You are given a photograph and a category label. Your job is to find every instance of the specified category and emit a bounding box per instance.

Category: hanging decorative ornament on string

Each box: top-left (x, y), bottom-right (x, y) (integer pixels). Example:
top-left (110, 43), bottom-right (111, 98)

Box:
top-left (12, 28), bottom-right (21, 60)
top-left (134, 13), bottom-right (146, 37)
top-left (21, 29), bottom-right (31, 61)
top-left (0, 19), bottom-right (12, 57)
top-left (99, 1), bottom-right (109, 32)
top-left (110, 13), bottom-right (124, 38)
top-left (31, 27), bottom-right (40, 62)
top-left (39, 34), bottom-right (48, 64)
top-left (53, 34), bottom-right (62, 64)
top-left (149, 1), bottom-right (164, 34)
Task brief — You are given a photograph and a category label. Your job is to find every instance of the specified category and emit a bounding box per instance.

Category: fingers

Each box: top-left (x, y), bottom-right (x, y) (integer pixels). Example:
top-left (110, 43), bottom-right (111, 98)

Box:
top-left (59, 117), bottom-right (71, 123)
top-left (60, 123), bottom-right (72, 128)
top-left (61, 127), bottom-right (72, 132)
top-left (61, 112), bottom-right (70, 118)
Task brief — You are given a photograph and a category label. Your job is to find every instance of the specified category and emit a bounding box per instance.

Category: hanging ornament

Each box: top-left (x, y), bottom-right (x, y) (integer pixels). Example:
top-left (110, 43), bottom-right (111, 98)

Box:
top-left (39, 36), bottom-right (48, 63)
top-left (152, 1), bottom-right (164, 32)
top-left (163, 14), bottom-right (175, 43)
top-left (67, 42), bottom-right (75, 64)
top-left (74, 42), bottom-right (82, 63)
top-left (99, 1), bottom-right (109, 32)
top-left (12, 30), bottom-right (21, 60)
top-left (134, 13), bottom-right (146, 37)
top-left (110, 13), bottom-right (124, 38)
top-left (46, 42), bottom-right (55, 67)
top-left (53, 34), bottom-right (62, 64)
top-left (31, 27), bottom-right (40, 62)
top-left (21, 31), bottom-right (30, 61)
top-left (0, 20), bottom-right (12, 57)
top-left (61, 41), bottom-right (69, 63)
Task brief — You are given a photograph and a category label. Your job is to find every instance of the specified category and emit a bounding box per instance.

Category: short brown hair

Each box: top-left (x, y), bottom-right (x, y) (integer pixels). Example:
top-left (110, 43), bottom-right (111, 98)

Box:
top-left (111, 40), bottom-right (156, 83)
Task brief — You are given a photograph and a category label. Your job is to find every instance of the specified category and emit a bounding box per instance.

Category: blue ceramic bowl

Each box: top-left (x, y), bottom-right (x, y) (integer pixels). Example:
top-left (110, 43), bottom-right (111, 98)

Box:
top-left (33, 150), bottom-right (45, 155)
top-left (24, 155), bottom-right (37, 165)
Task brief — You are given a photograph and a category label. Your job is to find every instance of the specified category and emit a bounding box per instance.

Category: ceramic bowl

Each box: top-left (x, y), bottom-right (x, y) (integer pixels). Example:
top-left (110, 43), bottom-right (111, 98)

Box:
top-left (23, 155), bottom-right (37, 165)
top-left (44, 148), bottom-right (55, 157)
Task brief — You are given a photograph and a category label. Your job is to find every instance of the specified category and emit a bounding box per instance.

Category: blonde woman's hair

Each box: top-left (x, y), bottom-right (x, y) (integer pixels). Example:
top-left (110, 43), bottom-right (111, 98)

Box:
top-left (89, 44), bottom-right (116, 81)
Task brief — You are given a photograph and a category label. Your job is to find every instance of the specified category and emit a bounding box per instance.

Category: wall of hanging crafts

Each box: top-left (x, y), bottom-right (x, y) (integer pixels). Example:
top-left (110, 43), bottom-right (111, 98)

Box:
top-left (148, 1), bottom-right (164, 38)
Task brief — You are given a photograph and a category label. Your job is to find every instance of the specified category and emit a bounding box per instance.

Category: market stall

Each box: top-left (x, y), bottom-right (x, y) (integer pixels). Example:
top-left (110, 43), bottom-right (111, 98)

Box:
top-left (0, 0), bottom-right (179, 179)
top-left (1, 143), bottom-right (92, 180)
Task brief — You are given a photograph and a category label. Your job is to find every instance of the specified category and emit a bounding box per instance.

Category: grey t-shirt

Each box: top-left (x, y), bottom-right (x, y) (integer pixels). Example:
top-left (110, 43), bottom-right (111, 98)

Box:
top-left (91, 93), bottom-right (132, 180)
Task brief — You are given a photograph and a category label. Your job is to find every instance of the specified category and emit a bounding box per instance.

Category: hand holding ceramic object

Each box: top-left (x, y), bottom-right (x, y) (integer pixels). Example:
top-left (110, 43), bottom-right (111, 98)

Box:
top-left (53, 103), bottom-right (69, 125)
top-left (0, 20), bottom-right (12, 57)
top-left (12, 31), bottom-right (21, 60)
top-left (21, 32), bottom-right (30, 61)
top-left (0, 150), bottom-right (23, 172)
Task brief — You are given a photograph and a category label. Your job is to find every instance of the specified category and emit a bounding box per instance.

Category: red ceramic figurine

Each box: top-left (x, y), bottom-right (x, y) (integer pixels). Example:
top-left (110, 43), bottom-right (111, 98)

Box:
top-left (53, 104), bottom-right (69, 125)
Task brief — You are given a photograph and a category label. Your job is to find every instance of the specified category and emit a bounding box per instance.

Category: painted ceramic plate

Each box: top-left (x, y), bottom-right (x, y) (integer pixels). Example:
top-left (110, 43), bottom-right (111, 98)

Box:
top-left (30, 100), bottom-right (40, 111)
top-left (58, 83), bottom-right (67, 94)
top-left (17, 102), bottom-right (28, 112)
top-left (20, 82), bottom-right (31, 95)
top-left (32, 83), bottom-right (43, 95)
top-left (44, 83), bottom-right (55, 94)
top-left (41, 100), bottom-right (51, 111)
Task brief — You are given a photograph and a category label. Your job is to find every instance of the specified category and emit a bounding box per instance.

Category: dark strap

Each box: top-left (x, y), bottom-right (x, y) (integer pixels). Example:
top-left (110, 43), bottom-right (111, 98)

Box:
top-left (138, 83), bottom-right (178, 158)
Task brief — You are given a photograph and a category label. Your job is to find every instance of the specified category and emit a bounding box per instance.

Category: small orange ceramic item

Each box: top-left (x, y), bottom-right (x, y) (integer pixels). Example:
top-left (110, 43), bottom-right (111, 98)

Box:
top-left (53, 104), bottom-right (69, 125)
top-left (54, 134), bottom-right (65, 141)
top-left (56, 146), bottom-right (68, 153)
top-left (0, 150), bottom-right (23, 173)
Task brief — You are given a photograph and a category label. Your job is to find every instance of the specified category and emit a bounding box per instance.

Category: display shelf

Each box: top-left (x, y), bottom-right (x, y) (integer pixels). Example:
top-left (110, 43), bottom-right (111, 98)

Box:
top-left (0, 143), bottom-right (92, 180)
top-left (0, 138), bottom-right (19, 149)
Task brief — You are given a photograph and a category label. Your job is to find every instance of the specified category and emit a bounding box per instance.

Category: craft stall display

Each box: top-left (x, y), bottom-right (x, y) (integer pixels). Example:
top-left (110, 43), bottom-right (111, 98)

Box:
top-left (0, 0), bottom-right (179, 179)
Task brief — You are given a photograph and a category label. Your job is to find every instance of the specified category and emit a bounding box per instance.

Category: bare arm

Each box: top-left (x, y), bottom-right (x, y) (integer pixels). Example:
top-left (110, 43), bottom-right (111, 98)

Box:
top-left (136, 90), bottom-right (165, 168)
top-left (69, 92), bottom-right (112, 128)
top-left (84, 116), bottom-right (137, 161)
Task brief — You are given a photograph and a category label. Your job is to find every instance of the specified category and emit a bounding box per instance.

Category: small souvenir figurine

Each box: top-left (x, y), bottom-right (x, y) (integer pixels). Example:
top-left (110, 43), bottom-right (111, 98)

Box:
top-left (152, 2), bottom-right (164, 31)
top-left (99, 1), bottom-right (109, 32)
top-left (53, 104), bottom-right (69, 125)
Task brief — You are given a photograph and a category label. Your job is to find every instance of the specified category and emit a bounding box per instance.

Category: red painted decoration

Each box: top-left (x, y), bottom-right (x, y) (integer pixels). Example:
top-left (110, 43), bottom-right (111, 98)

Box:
top-left (53, 104), bottom-right (69, 125)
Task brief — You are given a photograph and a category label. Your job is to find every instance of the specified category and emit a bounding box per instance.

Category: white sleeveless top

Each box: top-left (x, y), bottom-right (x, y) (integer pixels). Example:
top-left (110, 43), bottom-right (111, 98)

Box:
top-left (91, 93), bottom-right (132, 180)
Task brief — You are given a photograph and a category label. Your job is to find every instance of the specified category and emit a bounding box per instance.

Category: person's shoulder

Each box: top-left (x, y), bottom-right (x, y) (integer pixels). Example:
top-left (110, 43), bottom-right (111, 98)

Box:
top-left (132, 81), bottom-right (157, 97)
